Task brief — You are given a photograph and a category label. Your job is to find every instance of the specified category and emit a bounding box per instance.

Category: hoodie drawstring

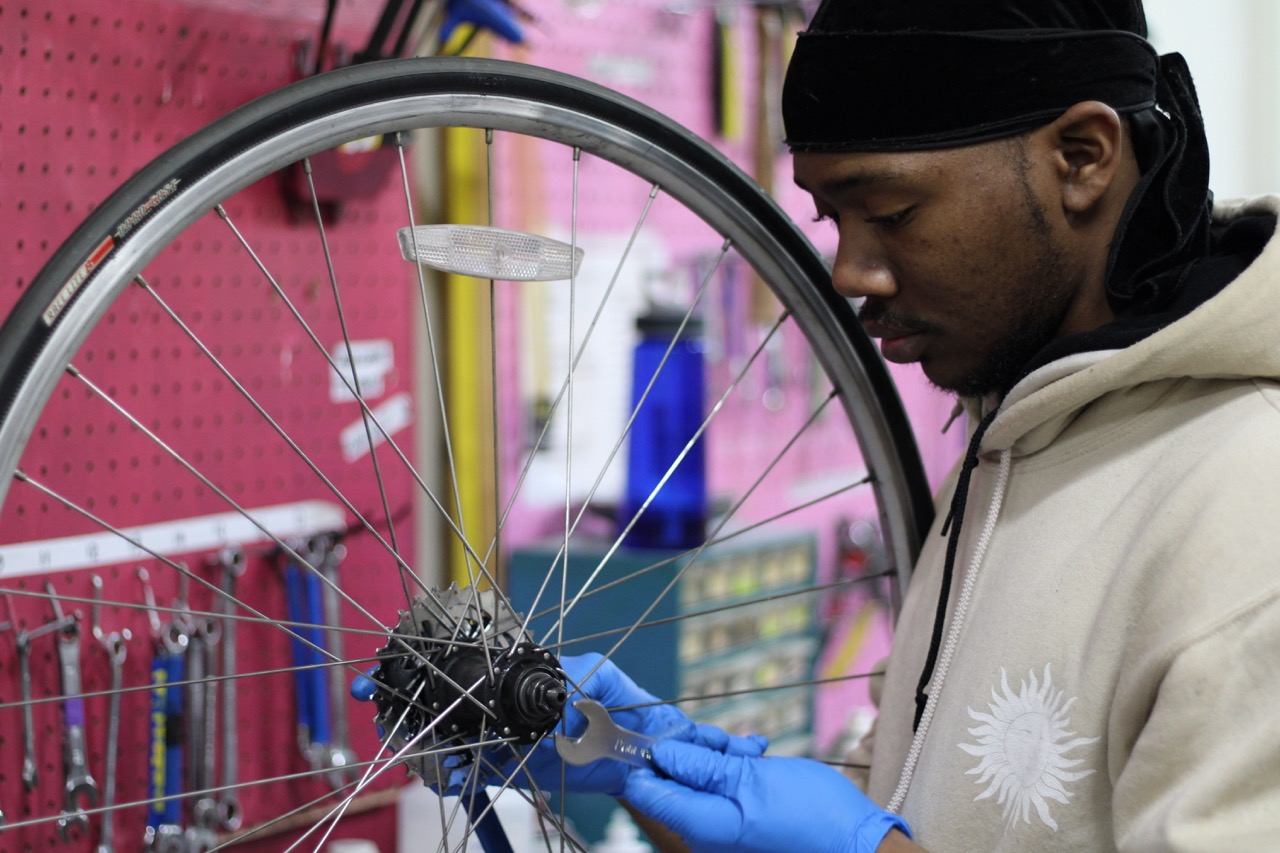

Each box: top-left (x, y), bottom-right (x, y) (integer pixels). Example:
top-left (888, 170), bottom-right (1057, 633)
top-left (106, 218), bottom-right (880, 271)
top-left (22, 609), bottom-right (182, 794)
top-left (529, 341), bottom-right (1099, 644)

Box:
top-left (914, 406), bottom-right (1000, 732)
top-left (890, 439), bottom-right (1011, 815)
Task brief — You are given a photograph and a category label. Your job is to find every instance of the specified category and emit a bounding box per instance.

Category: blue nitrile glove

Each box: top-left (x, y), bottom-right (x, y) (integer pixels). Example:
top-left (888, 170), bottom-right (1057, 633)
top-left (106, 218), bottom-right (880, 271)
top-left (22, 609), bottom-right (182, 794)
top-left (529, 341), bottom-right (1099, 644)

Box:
top-left (350, 667), bottom-right (385, 738)
top-left (622, 739), bottom-right (910, 853)
top-left (497, 653), bottom-right (767, 796)
top-left (350, 668), bottom-right (378, 702)
top-left (352, 653), bottom-right (767, 797)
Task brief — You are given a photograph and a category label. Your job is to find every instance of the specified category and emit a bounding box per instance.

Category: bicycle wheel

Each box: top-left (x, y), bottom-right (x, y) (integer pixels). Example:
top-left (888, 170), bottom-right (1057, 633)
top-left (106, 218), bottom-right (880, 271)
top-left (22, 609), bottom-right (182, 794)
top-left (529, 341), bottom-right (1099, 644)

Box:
top-left (0, 57), bottom-right (931, 851)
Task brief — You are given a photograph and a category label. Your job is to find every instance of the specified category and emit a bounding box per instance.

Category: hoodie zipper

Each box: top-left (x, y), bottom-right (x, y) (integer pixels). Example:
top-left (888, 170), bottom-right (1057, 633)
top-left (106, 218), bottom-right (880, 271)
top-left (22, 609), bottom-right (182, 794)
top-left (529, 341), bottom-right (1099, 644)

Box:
top-left (888, 414), bottom-right (1011, 814)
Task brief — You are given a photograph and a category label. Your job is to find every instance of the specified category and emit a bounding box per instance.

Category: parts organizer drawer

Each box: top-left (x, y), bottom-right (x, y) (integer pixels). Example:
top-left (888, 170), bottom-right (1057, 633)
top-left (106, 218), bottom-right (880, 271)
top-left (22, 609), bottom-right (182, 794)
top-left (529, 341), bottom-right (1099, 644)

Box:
top-left (509, 533), bottom-right (819, 739)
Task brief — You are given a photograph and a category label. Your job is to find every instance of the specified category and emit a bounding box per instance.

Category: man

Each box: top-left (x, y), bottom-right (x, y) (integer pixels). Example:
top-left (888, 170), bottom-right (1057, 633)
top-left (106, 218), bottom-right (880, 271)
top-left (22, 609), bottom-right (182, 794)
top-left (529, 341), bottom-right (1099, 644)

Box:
top-left (557, 0), bottom-right (1280, 851)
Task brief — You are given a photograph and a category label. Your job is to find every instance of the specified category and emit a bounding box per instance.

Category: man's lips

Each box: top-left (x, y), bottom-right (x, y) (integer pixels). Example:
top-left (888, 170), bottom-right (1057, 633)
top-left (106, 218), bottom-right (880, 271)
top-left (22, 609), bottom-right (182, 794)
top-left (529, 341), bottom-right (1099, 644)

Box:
top-left (861, 318), bottom-right (929, 364)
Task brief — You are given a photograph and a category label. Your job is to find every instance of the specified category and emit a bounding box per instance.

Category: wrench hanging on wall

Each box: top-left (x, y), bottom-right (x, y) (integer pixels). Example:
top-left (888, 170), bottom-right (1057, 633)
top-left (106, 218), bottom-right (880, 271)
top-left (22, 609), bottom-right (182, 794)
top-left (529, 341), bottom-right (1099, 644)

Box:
top-left (91, 575), bottom-right (131, 853)
top-left (46, 581), bottom-right (101, 842)
top-left (185, 593), bottom-right (221, 853)
top-left (3, 591), bottom-right (72, 798)
top-left (281, 545), bottom-right (311, 764)
top-left (214, 547), bottom-right (246, 831)
top-left (312, 533), bottom-right (358, 789)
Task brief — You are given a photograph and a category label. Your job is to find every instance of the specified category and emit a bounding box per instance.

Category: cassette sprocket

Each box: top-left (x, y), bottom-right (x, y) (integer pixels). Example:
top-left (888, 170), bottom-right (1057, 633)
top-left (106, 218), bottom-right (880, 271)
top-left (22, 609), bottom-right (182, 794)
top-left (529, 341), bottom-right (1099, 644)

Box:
top-left (364, 584), bottom-right (566, 786)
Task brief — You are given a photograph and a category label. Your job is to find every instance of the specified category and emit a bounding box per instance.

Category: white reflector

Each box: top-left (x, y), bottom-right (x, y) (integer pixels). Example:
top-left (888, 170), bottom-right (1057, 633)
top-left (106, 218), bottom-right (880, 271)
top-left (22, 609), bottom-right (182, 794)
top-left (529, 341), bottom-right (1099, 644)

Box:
top-left (397, 225), bottom-right (584, 281)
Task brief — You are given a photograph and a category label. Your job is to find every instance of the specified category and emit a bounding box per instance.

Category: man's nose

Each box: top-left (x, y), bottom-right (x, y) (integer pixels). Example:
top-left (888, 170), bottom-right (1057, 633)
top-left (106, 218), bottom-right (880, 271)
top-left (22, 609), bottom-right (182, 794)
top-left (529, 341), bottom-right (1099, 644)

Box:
top-left (829, 231), bottom-right (896, 300)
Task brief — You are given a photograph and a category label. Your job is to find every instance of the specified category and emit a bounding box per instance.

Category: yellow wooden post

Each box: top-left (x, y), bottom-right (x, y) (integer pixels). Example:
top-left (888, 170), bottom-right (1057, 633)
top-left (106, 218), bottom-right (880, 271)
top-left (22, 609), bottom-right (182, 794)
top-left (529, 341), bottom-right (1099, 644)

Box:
top-left (442, 126), bottom-right (497, 587)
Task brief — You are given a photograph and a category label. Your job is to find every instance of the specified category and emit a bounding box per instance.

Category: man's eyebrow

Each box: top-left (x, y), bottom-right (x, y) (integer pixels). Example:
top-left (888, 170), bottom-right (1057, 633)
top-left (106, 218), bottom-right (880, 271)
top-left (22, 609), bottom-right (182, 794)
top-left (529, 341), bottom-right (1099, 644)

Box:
top-left (794, 167), bottom-right (911, 195)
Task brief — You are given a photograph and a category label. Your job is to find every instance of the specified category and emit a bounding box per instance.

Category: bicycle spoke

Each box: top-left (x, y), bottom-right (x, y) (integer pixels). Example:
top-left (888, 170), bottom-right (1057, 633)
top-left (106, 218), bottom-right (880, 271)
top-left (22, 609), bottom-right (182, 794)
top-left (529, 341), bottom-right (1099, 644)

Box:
top-left (396, 137), bottom-right (493, 596)
top-left (209, 204), bottom-right (475, 579)
top-left (178, 213), bottom-right (431, 584)
top-left (301, 157), bottom-right (414, 610)
top-left (53, 365), bottom-right (395, 638)
top-left (555, 146), bottom-right (584, 660)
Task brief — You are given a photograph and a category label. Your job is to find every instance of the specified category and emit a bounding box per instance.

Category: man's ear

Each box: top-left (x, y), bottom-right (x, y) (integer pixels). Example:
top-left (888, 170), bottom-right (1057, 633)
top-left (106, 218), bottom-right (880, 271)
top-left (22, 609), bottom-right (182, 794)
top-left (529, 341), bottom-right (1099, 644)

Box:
top-left (1043, 101), bottom-right (1127, 218)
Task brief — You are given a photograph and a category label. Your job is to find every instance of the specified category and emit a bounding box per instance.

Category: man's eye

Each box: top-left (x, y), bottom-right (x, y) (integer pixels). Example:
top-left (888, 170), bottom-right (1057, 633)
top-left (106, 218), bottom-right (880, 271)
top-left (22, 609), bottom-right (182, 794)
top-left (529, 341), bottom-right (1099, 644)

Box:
top-left (865, 206), bottom-right (915, 227)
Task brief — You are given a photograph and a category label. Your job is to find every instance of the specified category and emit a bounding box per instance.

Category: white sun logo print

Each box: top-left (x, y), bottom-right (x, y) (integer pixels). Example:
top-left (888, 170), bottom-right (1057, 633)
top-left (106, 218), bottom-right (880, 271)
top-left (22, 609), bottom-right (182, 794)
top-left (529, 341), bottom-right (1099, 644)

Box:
top-left (958, 664), bottom-right (1099, 831)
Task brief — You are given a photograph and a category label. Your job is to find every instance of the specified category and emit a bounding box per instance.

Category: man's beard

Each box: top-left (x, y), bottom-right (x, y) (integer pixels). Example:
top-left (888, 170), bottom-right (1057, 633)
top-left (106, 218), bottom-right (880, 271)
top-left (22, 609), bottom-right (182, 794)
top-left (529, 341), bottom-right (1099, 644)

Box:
top-left (948, 178), bottom-right (1075, 399)
top-left (947, 264), bottom-right (1072, 398)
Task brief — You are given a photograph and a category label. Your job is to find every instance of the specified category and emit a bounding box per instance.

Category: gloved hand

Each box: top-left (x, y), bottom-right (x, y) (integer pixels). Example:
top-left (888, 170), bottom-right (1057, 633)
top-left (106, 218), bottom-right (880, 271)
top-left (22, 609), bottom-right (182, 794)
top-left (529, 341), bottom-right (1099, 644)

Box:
top-left (622, 739), bottom-right (910, 853)
top-left (497, 652), bottom-right (767, 796)
top-left (352, 652), bottom-right (766, 798)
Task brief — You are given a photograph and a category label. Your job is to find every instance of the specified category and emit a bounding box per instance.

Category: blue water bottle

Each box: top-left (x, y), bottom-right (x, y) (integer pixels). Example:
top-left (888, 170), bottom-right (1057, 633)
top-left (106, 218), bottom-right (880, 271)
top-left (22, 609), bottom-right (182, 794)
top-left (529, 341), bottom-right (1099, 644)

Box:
top-left (619, 307), bottom-right (707, 550)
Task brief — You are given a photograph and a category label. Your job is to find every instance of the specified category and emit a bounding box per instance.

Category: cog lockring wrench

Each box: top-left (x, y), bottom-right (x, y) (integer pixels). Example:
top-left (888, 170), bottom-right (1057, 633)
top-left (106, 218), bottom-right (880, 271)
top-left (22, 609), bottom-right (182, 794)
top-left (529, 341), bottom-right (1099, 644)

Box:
top-left (554, 699), bottom-right (655, 768)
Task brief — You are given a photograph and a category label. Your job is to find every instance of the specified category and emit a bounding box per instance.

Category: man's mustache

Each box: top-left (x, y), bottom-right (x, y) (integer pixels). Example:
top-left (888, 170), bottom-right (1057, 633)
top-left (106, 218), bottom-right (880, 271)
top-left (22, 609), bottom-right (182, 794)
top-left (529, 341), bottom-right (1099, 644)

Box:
top-left (857, 300), bottom-right (939, 336)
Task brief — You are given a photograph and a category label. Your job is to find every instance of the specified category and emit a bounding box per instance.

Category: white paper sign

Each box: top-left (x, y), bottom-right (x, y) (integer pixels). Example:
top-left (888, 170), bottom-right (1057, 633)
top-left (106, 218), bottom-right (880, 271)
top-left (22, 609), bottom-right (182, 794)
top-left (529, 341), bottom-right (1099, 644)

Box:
top-left (330, 339), bottom-right (394, 403)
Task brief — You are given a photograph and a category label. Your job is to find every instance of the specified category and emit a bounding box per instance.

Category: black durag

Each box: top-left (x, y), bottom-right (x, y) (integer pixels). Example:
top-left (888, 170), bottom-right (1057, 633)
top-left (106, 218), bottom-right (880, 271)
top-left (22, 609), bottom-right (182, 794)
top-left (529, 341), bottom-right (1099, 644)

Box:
top-left (782, 0), bottom-right (1217, 732)
top-left (781, 0), bottom-right (1213, 315)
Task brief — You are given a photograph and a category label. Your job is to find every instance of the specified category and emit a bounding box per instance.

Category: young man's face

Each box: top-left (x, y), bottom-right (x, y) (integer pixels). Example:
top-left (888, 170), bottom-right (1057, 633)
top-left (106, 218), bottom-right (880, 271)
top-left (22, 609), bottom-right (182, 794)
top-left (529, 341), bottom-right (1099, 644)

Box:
top-left (794, 138), bottom-right (1102, 397)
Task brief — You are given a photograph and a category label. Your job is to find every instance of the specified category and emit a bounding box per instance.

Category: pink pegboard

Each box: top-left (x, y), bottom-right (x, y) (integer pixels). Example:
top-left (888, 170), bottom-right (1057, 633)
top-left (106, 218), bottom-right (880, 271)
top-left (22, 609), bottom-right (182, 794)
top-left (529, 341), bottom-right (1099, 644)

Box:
top-left (1, 2), bottom-right (417, 850)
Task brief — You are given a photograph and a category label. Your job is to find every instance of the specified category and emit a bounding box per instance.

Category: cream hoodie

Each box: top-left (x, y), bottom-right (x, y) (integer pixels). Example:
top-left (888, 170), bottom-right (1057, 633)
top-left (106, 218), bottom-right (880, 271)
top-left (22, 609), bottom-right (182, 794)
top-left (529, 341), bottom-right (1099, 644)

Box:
top-left (858, 197), bottom-right (1280, 851)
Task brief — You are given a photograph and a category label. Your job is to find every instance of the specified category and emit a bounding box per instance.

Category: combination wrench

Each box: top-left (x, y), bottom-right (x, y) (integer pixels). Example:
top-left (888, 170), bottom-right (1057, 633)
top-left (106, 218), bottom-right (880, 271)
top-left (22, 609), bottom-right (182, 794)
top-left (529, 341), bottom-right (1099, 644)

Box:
top-left (9, 600), bottom-right (73, 794)
top-left (48, 583), bottom-right (101, 842)
top-left (214, 547), bottom-right (245, 831)
top-left (91, 575), bottom-right (131, 853)
top-left (170, 564), bottom-right (218, 853)
top-left (313, 535), bottom-right (357, 789)
top-left (186, 613), bottom-right (221, 853)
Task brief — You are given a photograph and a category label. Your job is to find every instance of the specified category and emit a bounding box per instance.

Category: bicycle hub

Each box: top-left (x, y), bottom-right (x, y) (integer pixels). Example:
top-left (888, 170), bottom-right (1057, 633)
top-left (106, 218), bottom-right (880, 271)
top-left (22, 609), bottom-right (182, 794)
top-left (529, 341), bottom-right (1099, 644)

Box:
top-left (365, 584), bottom-right (566, 785)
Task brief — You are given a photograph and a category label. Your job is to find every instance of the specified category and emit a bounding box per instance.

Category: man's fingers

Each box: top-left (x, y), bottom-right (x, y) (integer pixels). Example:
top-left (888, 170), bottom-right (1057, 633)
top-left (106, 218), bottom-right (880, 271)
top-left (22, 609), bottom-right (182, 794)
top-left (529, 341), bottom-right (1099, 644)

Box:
top-left (693, 724), bottom-right (768, 756)
top-left (649, 739), bottom-right (743, 796)
top-left (623, 768), bottom-right (739, 836)
top-left (350, 666), bottom-right (378, 701)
